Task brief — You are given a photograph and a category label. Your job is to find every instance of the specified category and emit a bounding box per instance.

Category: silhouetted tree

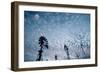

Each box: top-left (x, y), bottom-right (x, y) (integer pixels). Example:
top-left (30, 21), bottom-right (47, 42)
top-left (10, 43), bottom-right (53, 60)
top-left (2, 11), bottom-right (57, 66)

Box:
top-left (36, 36), bottom-right (48, 61)
top-left (64, 45), bottom-right (70, 59)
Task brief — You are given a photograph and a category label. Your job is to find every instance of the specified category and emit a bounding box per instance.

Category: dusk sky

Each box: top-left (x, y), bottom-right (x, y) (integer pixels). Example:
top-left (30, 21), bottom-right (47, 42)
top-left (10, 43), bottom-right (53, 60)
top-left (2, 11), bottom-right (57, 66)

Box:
top-left (24, 11), bottom-right (90, 62)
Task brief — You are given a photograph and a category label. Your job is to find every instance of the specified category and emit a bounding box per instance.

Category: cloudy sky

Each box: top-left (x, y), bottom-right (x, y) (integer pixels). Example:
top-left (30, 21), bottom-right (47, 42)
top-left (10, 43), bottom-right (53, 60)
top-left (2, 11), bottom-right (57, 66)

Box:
top-left (24, 11), bottom-right (90, 62)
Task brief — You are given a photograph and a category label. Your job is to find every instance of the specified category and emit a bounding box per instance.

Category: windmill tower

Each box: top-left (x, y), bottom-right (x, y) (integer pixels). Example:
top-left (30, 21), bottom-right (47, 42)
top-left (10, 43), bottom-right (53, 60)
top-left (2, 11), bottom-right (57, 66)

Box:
top-left (36, 34), bottom-right (48, 61)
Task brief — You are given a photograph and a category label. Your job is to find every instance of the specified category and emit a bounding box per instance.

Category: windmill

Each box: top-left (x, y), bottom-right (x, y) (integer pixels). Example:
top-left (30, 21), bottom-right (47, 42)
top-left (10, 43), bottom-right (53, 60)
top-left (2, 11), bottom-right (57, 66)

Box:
top-left (36, 35), bottom-right (48, 61)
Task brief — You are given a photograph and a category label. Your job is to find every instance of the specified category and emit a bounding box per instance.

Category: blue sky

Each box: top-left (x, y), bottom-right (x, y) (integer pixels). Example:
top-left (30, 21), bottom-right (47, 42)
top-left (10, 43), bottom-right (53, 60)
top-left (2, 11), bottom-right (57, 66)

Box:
top-left (24, 11), bottom-right (90, 61)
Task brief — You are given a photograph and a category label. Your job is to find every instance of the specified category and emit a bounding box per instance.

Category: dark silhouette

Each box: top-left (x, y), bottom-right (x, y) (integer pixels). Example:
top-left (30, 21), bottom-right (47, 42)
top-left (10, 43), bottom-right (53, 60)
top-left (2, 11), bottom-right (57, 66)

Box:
top-left (36, 36), bottom-right (48, 61)
top-left (64, 45), bottom-right (70, 59)
top-left (39, 36), bottom-right (48, 49)
top-left (55, 55), bottom-right (58, 60)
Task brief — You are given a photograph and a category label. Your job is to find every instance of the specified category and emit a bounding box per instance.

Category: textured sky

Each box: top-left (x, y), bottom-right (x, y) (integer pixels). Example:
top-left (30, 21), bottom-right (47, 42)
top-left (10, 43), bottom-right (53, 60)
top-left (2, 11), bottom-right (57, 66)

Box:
top-left (24, 11), bottom-right (90, 62)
